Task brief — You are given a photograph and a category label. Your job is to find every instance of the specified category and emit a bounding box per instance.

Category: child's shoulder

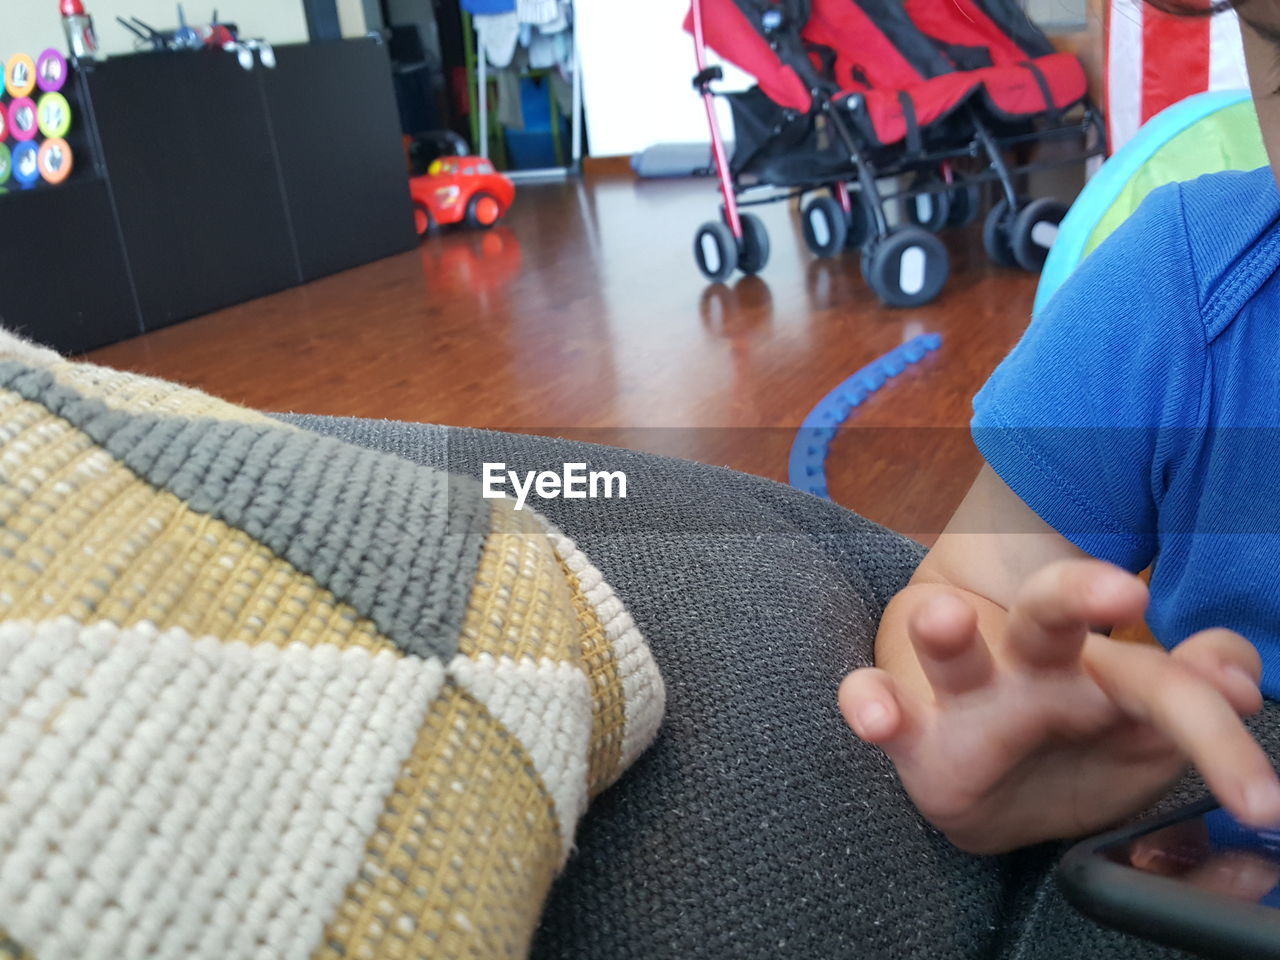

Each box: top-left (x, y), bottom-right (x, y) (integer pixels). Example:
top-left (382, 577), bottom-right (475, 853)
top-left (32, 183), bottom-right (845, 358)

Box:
top-left (1125, 166), bottom-right (1278, 268)
top-left (1078, 166), bottom-right (1280, 341)
top-left (1176, 164), bottom-right (1278, 225)
top-left (1175, 167), bottom-right (1280, 333)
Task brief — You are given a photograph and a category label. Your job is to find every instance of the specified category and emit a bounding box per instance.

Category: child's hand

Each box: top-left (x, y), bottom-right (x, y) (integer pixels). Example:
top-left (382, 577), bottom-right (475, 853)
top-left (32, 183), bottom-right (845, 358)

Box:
top-left (839, 559), bottom-right (1280, 854)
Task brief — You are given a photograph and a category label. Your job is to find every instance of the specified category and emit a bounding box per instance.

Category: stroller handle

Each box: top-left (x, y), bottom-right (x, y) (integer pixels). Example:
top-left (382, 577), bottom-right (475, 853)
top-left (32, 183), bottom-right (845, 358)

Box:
top-left (690, 0), bottom-right (744, 237)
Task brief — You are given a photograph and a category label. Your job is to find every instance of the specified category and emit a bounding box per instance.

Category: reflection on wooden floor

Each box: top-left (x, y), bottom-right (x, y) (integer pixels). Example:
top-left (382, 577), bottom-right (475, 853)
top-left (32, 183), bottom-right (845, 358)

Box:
top-left (86, 173), bottom-right (1042, 543)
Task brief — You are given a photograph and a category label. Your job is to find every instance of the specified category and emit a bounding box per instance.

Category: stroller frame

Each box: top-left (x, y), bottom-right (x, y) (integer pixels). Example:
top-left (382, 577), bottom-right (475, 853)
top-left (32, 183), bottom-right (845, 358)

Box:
top-left (690, 0), bottom-right (1108, 305)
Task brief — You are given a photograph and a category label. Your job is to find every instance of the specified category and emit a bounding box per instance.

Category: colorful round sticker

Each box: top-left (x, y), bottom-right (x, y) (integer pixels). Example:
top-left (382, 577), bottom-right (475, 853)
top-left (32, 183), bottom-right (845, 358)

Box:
top-left (38, 138), bottom-right (73, 184)
top-left (0, 101), bottom-right (7, 142)
top-left (6, 53), bottom-right (36, 98)
top-left (37, 92), bottom-right (71, 139)
top-left (8, 98), bottom-right (37, 142)
top-left (0, 144), bottom-right (11, 186)
top-left (36, 48), bottom-right (67, 93)
top-left (12, 142), bottom-right (40, 188)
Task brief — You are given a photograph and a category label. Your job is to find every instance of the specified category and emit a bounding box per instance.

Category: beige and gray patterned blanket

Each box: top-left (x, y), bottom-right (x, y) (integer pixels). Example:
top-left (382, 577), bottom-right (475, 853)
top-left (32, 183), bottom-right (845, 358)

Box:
top-left (0, 331), bottom-right (664, 960)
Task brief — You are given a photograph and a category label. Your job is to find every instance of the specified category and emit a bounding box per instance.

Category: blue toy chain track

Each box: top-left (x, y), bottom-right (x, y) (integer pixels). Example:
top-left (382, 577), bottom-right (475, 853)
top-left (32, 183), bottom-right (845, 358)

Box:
top-left (788, 333), bottom-right (942, 499)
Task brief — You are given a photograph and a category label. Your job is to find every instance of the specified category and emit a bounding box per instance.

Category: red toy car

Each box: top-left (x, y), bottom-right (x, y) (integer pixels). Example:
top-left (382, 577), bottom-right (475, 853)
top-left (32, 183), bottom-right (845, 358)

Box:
top-left (408, 155), bottom-right (515, 237)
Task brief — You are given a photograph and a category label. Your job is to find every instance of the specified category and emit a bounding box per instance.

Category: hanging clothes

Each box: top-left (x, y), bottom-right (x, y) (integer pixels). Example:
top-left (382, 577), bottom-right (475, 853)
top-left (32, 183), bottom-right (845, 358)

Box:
top-left (526, 30), bottom-right (557, 69)
top-left (537, 3), bottom-right (570, 35)
top-left (470, 0), bottom-right (578, 170)
top-left (474, 11), bottom-right (520, 68)
top-left (495, 66), bottom-right (524, 130)
top-left (517, 0), bottom-right (560, 26)
top-left (475, 0), bottom-right (573, 69)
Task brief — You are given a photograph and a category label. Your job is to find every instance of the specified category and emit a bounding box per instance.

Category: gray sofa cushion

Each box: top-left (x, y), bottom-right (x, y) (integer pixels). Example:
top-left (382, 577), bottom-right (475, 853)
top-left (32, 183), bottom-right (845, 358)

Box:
top-left (284, 415), bottom-right (1211, 960)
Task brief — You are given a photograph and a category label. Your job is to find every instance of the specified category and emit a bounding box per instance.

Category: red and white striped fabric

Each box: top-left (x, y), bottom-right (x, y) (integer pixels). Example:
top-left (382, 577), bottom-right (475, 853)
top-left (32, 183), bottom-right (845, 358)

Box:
top-left (1106, 0), bottom-right (1248, 153)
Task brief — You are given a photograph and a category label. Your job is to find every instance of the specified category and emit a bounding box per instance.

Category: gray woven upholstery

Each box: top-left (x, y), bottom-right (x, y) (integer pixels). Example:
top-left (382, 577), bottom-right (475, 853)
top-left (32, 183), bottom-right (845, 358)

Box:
top-left (284, 415), bottom-right (1215, 960)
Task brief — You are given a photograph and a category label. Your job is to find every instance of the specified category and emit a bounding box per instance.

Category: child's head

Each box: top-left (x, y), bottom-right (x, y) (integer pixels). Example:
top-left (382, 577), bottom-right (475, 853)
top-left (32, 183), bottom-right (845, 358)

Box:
top-left (1232, 4), bottom-right (1280, 177)
top-left (1159, 0), bottom-right (1280, 179)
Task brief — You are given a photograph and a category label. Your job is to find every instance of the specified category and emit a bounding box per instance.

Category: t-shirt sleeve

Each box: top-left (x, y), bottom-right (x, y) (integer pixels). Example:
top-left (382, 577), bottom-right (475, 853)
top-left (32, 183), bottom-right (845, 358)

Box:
top-left (972, 182), bottom-right (1207, 571)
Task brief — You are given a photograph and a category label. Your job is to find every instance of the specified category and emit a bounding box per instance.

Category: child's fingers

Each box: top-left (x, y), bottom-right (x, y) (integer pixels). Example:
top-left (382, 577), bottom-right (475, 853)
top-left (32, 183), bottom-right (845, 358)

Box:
top-left (1005, 560), bottom-right (1148, 669)
top-left (1183, 851), bottom-right (1280, 902)
top-left (838, 667), bottom-right (921, 748)
top-left (1172, 628), bottom-right (1264, 717)
top-left (906, 593), bottom-right (995, 698)
top-left (1128, 819), bottom-right (1208, 875)
top-left (1084, 636), bottom-right (1280, 828)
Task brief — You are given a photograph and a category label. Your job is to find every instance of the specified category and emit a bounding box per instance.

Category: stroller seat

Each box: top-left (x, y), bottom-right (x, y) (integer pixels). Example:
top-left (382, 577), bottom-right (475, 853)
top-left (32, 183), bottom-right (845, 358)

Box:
top-left (832, 56), bottom-right (1087, 150)
top-left (805, 0), bottom-right (1087, 147)
top-left (907, 0), bottom-right (1060, 67)
top-left (904, 0), bottom-right (1089, 122)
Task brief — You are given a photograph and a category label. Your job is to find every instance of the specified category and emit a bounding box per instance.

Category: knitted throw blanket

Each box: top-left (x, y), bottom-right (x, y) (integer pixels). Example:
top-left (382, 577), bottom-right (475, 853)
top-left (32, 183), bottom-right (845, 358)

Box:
top-left (0, 332), bottom-right (665, 960)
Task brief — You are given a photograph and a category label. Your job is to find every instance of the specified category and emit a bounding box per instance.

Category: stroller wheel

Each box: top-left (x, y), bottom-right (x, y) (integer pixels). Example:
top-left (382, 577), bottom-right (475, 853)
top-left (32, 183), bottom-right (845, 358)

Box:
top-left (694, 220), bottom-right (739, 283)
top-left (1010, 197), bottom-right (1069, 272)
top-left (902, 175), bottom-right (952, 233)
top-left (863, 227), bottom-right (949, 308)
top-left (737, 212), bottom-right (771, 275)
top-left (946, 179), bottom-right (981, 228)
top-left (982, 197), bottom-right (1022, 268)
top-left (801, 195), bottom-right (848, 258)
top-left (845, 192), bottom-right (874, 250)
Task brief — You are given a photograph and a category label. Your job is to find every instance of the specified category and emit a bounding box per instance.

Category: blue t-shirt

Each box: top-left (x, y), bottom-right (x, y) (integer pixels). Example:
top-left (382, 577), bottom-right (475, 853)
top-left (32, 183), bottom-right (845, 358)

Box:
top-left (973, 166), bottom-right (1280, 696)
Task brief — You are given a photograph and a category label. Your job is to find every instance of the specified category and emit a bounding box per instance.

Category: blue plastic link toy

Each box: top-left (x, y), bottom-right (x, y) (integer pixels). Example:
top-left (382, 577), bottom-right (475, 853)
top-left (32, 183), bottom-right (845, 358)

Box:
top-left (788, 332), bottom-right (941, 499)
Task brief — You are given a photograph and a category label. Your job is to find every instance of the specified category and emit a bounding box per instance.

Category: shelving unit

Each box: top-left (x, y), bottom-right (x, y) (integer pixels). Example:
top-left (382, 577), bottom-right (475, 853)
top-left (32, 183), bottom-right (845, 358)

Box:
top-left (0, 38), bottom-right (416, 353)
top-left (463, 7), bottom-right (583, 181)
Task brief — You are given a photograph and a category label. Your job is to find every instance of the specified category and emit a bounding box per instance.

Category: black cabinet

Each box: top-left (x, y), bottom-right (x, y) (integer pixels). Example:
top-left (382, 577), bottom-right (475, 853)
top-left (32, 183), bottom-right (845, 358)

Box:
top-left (0, 178), bottom-right (140, 354)
top-left (0, 38), bottom-right (416, 350)
top-left (88, 51), bottom-right (300, 329)
top-left (259, 41), bottom-right (417, 282)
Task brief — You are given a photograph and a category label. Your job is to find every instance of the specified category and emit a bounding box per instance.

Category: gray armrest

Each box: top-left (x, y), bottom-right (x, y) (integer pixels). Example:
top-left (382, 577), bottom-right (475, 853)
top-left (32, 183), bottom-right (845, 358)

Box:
top-left (284, 415), bottom-right (1189, 960)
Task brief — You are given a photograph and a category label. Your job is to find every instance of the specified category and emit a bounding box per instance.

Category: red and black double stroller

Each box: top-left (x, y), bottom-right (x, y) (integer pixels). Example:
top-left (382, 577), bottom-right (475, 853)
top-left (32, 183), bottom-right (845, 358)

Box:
top-left (687, 0), bottom-right (1105, 306)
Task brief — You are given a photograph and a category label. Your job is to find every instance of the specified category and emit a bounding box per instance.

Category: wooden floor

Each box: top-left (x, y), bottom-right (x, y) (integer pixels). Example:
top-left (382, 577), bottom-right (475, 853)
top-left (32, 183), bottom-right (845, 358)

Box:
top-left (85, 173), bottom-right (1041, 542)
